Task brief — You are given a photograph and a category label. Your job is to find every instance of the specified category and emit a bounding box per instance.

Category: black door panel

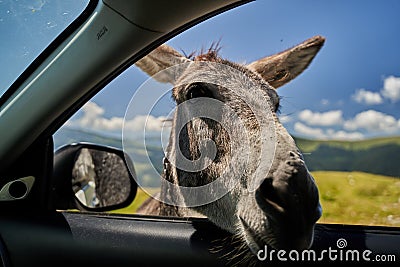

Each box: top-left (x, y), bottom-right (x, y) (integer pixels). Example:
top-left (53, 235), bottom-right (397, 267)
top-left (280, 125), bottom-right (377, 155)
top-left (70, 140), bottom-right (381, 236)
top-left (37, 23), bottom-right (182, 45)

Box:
top-left (0, 212), bottom-right (399, 266)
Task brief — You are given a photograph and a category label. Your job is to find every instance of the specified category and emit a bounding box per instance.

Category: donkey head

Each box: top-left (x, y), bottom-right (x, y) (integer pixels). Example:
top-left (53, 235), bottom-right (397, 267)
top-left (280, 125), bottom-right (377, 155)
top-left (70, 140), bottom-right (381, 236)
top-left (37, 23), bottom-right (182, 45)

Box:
top-left (135, 36), bottom-right (324, 253)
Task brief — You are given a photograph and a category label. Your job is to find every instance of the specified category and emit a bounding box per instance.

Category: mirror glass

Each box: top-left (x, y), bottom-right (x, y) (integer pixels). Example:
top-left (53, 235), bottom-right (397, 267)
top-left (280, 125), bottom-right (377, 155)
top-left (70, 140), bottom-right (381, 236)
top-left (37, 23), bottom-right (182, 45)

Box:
top-left (72, 148), bottom-right (132, 208)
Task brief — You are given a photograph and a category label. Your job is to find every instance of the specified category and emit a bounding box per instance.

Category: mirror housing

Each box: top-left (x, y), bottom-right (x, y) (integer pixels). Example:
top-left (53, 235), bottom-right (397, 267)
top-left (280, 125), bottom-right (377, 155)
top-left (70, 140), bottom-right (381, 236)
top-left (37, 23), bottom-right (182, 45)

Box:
top-left (52, 143), bottom-right (137, 212)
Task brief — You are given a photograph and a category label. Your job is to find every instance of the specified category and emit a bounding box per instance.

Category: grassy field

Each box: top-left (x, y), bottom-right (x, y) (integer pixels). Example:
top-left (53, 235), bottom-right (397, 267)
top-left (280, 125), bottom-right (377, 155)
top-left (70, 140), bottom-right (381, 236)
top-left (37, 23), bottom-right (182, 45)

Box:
top-left (112, 171), bottom-right (400, 227)
top-left (295, 135), bottom-right (400, 152)
top-left (312, 171), bottom-right (400, 226)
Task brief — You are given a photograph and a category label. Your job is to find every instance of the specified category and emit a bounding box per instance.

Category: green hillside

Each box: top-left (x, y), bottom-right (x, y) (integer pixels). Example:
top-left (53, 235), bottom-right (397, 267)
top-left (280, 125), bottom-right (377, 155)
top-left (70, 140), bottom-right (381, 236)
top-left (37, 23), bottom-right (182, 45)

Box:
top-left (295, 135), bottom-right (400, 152)
top-left (55, 127), bottom-right (400, 182)
top-left (294, 136), bottom-right (400, 178)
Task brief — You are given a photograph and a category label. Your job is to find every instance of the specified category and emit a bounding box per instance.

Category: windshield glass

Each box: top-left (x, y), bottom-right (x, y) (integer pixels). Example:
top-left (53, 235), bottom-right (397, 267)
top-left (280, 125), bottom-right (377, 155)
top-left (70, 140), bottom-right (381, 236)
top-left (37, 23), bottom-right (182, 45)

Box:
top-left (0, 0), bottom-right (89, 96)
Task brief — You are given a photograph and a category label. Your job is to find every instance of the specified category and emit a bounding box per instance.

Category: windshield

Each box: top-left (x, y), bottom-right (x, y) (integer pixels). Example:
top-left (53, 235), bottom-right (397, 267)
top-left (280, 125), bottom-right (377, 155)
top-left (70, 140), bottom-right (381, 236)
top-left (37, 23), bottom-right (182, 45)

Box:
top-left (0, 0), bottom-right (89, 96)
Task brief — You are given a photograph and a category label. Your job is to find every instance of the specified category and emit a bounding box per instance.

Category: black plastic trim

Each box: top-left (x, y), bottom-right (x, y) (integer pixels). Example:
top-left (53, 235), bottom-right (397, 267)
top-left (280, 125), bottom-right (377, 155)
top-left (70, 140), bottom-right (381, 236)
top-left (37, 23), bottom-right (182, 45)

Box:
top-left (62, 212), bottom-right (400, 266)
top-left (1, 211), bottom-right (399, 266)
top-left (0, 235), bottom-right (11, 267)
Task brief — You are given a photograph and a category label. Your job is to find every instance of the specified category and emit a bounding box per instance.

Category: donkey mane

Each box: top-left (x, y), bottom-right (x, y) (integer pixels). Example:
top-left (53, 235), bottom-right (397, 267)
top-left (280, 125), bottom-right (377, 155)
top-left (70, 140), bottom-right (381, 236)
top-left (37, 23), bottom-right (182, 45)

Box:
top-left (182, 41), bottom-right (222, 62)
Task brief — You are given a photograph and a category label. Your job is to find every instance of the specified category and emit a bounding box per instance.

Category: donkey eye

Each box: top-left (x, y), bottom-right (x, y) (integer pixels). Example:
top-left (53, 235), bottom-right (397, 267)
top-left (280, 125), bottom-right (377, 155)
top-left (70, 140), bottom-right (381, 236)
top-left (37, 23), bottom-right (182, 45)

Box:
top-left (186, 83), bottom-right (213, 100)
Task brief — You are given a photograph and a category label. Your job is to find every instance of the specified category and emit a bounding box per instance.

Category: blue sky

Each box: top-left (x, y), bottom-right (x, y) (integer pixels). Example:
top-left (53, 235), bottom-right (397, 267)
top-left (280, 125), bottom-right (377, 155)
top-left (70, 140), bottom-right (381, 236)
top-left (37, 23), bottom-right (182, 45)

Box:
top-left (2, 0), bottom-right (400, 141)
top-left (89, 0), bottom-right (400, 141)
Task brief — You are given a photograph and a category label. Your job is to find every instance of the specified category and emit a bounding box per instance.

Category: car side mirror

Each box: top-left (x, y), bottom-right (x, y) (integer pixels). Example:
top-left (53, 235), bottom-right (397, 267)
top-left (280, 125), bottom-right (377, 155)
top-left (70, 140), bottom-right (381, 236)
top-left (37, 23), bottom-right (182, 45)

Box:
top-left (53, 143), bottom-right (137, 211)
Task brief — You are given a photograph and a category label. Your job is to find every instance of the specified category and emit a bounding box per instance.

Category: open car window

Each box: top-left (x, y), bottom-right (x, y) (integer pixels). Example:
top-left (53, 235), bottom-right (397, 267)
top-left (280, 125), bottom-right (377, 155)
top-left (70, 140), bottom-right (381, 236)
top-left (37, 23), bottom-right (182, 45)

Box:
top-left (54, 0), bottom-right (400, 228)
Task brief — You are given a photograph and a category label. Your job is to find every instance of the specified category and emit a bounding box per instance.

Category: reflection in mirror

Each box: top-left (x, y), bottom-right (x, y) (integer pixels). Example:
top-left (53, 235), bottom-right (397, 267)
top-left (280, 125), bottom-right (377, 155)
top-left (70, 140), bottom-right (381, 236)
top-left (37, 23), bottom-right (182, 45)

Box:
top-left (72, 148), bottom-right (131, 208)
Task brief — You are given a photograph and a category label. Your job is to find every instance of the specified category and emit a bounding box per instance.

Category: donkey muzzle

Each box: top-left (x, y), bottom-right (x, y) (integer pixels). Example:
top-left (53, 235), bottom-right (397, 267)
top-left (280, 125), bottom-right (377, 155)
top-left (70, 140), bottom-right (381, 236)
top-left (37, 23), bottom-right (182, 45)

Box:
top-left (255, 151), bottom-right (322, 249)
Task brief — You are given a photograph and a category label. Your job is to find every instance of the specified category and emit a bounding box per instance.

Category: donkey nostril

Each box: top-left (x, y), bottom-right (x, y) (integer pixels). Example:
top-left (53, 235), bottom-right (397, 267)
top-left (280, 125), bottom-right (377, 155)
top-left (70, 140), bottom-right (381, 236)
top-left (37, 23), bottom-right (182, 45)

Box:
top-left (258, 179), bottom-right (285, 213)
top-left (289, 151), bottom-right (296, 158)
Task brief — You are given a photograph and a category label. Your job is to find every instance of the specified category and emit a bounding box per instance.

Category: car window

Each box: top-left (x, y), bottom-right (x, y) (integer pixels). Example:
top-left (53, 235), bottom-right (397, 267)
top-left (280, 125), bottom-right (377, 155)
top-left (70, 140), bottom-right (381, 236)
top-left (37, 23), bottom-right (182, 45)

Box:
top-left (0, 0), bottom-right (89, 96)
top-left (54, 0), bottom-right (400, 227)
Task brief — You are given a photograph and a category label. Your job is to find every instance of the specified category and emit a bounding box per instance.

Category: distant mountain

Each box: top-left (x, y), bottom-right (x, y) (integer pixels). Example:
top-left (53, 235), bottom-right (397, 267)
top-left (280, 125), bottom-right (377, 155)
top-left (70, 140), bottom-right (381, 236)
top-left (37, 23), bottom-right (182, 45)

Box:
top-left (55, 128), bottom-right (400, 185)
top-left (54, 127), bottom-right (164, 187)
top-left (54, 127), bottom-right (123, 150)
top-left (294, 136), bottom-right (400, 178)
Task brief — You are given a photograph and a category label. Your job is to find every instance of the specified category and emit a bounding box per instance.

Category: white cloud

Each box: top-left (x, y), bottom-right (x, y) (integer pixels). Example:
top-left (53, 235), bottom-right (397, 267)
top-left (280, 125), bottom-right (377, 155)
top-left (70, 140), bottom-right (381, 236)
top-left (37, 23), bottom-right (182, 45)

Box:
top-left (278, 114), bottom-right (292, 124)
top-left (67, 101), bottom-right (170, 133)
top-left (344, 110), bottom-right (400, 132)
top-left (381, 76), bottom-right (400, 102)
top-left (320, 99), bottom-right (329, 106)
top-left (124, 115), bottom-right (169, 133)
top-left (67, 102), bottom-right (400, 142)
top-left (352, 88), bottom-right (383, 105)
top-left (298, 109), bottom-right (343, 126)
top-left (294, 122), bottom-right (364, 141)
top-left (82, 101), bottom-right (104, 117)
top-left (294, 122), bottom-right (326, 139)
top-left (326, 129), bottom-right (364, 140)
top-left (66, 102), bottom-right (123, 131)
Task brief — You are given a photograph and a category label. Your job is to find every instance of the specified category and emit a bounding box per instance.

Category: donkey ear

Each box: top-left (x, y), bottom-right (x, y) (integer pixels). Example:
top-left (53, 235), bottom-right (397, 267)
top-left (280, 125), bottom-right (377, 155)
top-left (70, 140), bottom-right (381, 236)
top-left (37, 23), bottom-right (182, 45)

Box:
top-left (135, 44), bottom-right (191, 83)
top-left (247, 35), bottom-right (325, 89)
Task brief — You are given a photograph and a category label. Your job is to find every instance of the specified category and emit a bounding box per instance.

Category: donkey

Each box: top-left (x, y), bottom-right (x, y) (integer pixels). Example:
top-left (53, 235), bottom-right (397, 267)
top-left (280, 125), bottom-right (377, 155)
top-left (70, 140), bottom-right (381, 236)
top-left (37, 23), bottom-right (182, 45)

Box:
top-left (135, 36), bottom-right (325, 256)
